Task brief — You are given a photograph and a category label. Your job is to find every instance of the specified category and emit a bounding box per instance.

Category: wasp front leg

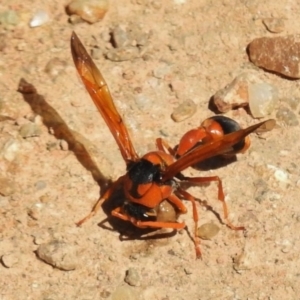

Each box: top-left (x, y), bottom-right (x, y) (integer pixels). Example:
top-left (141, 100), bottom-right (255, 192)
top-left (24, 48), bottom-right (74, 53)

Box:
top-left (76, 175), bottom-right (126, 226)
top-left (111, 206), bottom-right (186, 230)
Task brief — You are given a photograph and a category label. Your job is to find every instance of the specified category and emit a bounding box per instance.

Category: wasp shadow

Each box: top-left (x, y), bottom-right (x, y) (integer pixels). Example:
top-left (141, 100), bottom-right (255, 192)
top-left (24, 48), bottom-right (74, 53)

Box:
top-left (192, 154), bottom-right (238, 171)
top-left (17, 78), bottom-right (109, 190)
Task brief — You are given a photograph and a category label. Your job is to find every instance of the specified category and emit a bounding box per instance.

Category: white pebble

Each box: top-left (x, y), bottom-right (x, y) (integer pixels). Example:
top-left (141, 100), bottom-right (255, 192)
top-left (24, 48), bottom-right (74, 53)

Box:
top-left (248, 83), bottom-right (278, 118)
top-left (29, 10), bottom-right (50, 28)
top-left (267, 164), bottom-right (290, 183)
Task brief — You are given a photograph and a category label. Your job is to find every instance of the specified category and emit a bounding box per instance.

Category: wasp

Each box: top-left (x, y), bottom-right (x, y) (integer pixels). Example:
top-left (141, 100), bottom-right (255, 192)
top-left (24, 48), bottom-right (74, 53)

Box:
top-left (70, 32), bottom-right (275, 258)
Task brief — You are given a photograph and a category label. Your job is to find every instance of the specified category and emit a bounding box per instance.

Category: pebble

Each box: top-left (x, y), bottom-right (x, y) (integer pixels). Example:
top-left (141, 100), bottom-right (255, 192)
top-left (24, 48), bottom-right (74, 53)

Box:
top-left (100, 290), bottom-right (111, 298)
top-left (0, 10), bottom-right (20, 27)
top-left (111, 25), bottom-right (130, 48)
top-left (91, 47), bottom-right (103, 60)
top-left (111, 285), bottom-right (140, 300)
top-left (19, 123), bottom-right (42, 138)
top-left (197, 223), bottom-right (220, 240)
top-left (28, 203), bottom-right (45, 220)
top-left (171, 99), bottom-right (197, 122)
top-left (1, 253), bottom-right (19, 268)
top-left (184, 267), bottom-right (193, 275)
top-left (124, 268), bottom-right (140, 286)
top-left (122, 69), bottom-right (135, 80)
top-left (233, 246), bottom-right (254, 273)
top-left (156, 200), bottom-right (177, 222)
top-left (282, 97), bottom-right (299, 111)
top-left (29, 10), bottom-right (50, 27)
top-left (68, 14), bottom-right (83, 24)
top-left (262, 18), bottom-right (285, 33)
top-left (276, 106), bottom-right (299, 126)
top-left (106, 46), bottom-right (139, 62)
top-left (66, 0), bottom-right (109, 24)
top-left (213, 72), bottom-right (278, 117)
top-left (2, 138), bottom-right (20, 162)
top-left (153, 64), bottom-right (172, 79)
top-left (0, 33), bottom-right (7, 52)
top-left (44, 58), bottom-right (67, 79)
top-left (33, 231), bottom-right (51, 245)
top-left (36, 240), bottom-right (78, 271)
top-left (59, 140), bottom-right (69, 151)
top-left (213, 72), bottom-right (255, 113)
top-left (248, 82), bottom-right (279, 118)
top-left (267, 165), bottom-right (290, 183)
top-left (134, 94), bottom-right (152, 110)
top-left (248, 35), bottom-right (300, 78)
top-left (253, 179), bottom-right (269, 203)
top-left (0, 176), bottom-right (16, 196)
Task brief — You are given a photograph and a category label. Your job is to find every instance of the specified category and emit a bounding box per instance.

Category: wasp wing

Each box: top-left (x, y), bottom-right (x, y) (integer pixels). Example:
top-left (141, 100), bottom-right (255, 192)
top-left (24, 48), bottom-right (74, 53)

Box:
top-left (163, 119), bottom-right (275, 181)
top-left (70, 32), bottom-right (139, 164)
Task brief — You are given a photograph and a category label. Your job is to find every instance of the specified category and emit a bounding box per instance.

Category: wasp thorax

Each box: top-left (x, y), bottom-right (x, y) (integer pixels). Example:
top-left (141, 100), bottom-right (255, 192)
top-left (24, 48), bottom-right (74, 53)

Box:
top-left (127, 159), bottom-right (162, 184)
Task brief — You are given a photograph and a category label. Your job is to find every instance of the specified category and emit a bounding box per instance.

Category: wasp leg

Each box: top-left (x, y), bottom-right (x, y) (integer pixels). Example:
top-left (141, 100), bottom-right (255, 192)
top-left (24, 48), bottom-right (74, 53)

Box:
top-left (178, 175), bottom-right (245, 231)
top-left (76, 175), bottom-right (126, 226)
top-left (156, 138), bottom-right (176, 156)
top-left (176, 188), bottom-right (202, 259)
top-left (112, 207), bottom-right (186, 230)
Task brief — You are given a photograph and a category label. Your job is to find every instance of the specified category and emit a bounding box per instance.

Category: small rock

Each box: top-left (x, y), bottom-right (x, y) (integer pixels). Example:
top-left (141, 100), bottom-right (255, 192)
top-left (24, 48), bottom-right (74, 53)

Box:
top-left (276, 106), bottom-right (299, 126)
top-left (28, 203), bottom-right (44, 220)
top-left (1, 253), bottom-right (19, 268)
top-left (35, 180), bottom-right (47, 190)
top-left (106, 46), bottom-right (139, 62)
top-left (100, 290), bottom-right (111, 298)
top-left (184, 267), bottom-right (193, 275)
top-left (2, 138), bottom-right (20, 162)
top-left (267, 165), bottom-right (290, 184)
top-left (19, 123), bottom-right (42, 138)
top-left (59, 140), bottom-right (69, 151)
top-left (213, 72), bottom-right (278, 117)
top-left (44, 58), bottom-right (67, 79)
top-left (248, 35), bottom-right (300, 79)
top-left (91, 47), bottom-right (103, 60)
top-left (111, 25), bottom-right (130, 48)
top-left (0, 33), bottom-right (7, 51)
top-left (282, 97), bottom-right (299, 110)
top-left (156, 200), bottom-right (177, 223)
top-left (171, 99), bottom-right (197, 122)
top-left (112, 285), bottom-right (140, 300)
top-left (0, 176), bottom-right (16, 196)
top-left (124, 268), bottom-right (140, 287)
top-left (133, 93), bottom-right (152, 110)
top-left (122, 69), bottom-right (135, 80)
top-left (262, 18), bottom-right (285, 34)
top-left (33, 231), bottom-right (51, 245)
top-left (233, 245), bottom-right (255, 273)
top-left (248, 82), bottom-right (278, 118)
top-left (197, 223), bottom-right (220, 240)
top-left (213, 72), bottom-right (255, 113)
top-left (253, 179), bottom-right (269, 203)
top-left (29, 10), bottom-right (50, 27)
top-left (68, 14), bottom-right (83, 24)
top-left (0, 10), bottom-right (20, 27)
top-left (66, 0), bottom-right (109, 24)
top-left (36, 240), bottom-right (78, 271)
top-left (153, 64), bottom-right (172, 79)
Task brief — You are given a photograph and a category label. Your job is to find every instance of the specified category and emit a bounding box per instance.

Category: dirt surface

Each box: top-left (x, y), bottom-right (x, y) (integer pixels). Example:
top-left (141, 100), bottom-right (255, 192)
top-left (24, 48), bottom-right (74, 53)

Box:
top-left (1, 1), bottom-right (300, 299)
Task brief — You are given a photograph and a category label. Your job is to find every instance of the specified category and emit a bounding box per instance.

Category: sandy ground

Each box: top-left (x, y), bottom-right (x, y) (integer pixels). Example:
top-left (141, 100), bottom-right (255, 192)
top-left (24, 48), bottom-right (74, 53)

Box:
top-left (1, 0), bottom-right (300, 299)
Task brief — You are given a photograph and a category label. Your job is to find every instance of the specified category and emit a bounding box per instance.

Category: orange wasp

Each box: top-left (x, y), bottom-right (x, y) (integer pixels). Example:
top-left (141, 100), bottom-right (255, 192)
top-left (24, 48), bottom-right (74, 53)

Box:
top-left (71, 32), bottom-right (275, 258)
